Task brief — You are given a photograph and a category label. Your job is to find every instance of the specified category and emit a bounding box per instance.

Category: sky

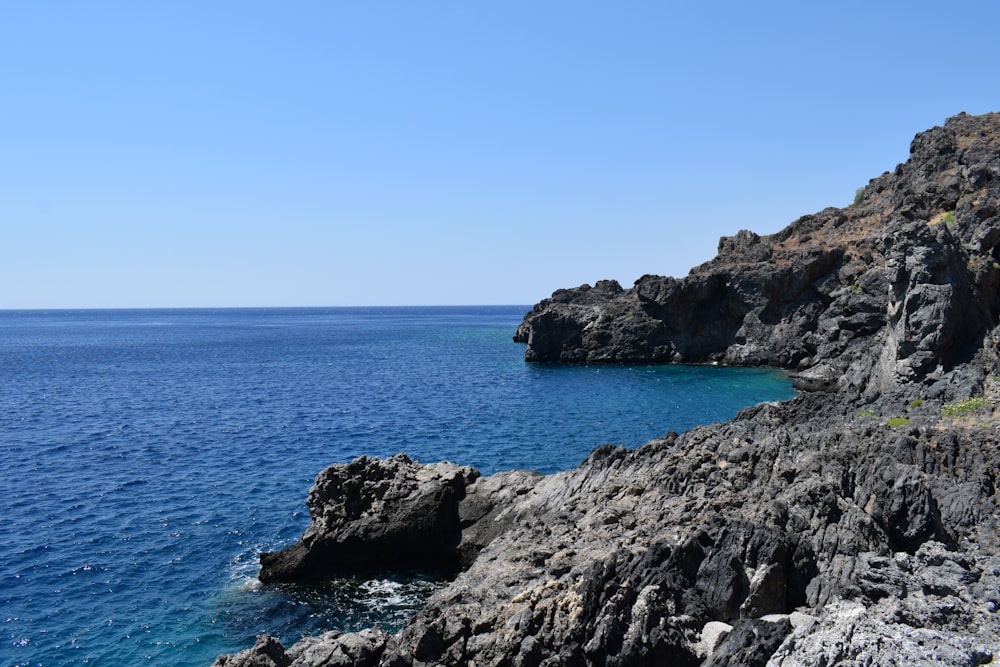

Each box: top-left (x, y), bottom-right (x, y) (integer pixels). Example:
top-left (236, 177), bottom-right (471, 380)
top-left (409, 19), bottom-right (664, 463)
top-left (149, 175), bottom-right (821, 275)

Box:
top-left (2, 2), bottom-right (998, 309)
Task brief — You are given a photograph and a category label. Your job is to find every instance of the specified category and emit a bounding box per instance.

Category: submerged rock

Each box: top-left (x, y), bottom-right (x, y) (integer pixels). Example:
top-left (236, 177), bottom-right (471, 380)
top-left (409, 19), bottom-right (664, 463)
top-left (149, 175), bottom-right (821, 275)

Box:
top-left (217, 112), bottom-right (1000, 666)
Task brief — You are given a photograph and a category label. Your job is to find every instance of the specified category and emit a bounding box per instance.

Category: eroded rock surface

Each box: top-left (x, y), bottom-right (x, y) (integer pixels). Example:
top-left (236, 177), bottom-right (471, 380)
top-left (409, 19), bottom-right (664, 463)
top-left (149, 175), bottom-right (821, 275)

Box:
top-left (215, 112), bottom-right (1000, 666)
top-left (257, 455), bottom-right (542, 583)
top-left (259, 454), bottom-right (481, 582)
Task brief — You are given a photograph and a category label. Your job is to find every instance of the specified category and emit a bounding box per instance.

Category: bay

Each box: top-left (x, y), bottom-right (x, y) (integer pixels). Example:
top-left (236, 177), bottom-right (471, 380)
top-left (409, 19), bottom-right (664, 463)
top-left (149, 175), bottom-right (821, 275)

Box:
top-left (0, 307), bottom-right (795, 666)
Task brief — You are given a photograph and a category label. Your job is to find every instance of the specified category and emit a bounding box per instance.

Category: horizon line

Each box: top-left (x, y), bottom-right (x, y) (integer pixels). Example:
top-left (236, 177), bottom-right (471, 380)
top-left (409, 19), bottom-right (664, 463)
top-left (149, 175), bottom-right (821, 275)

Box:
top-left (0, 303), bottom-right (535, 312)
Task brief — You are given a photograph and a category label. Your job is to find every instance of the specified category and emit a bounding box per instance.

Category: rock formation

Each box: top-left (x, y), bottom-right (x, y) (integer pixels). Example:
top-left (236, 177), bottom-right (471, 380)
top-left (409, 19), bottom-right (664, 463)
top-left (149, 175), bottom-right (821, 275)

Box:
top-left (515, 111), bottom-right (1000, 399)
top-left (214, 112), bottom-right (1000, 666)
top-left (258, 455), bottom-right (541, 582)
top-left (258, 455), bottom-right (479, 582)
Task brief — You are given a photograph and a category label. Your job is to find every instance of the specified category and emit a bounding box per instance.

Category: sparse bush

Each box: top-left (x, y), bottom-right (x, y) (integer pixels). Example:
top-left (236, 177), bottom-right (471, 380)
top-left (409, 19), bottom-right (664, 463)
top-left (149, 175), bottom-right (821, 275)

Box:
top-left (942, 397), bottom-right (988, 418)
top-left (930, 210), bottom-right (957, 226)
top-left (886, 417), bottom-right (910, 427)
top-left (909, 399), bottom-right (924, 409)
top-left (852, 186), bottom-right (867, 207)
top-left (858, 408), bottom-right (877, 418)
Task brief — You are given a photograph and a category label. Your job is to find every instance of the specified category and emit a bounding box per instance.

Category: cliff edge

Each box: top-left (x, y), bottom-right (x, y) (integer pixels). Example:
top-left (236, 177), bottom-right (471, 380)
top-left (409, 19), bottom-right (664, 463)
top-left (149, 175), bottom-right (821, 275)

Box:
top-left (515, 112), bottom-right (1000, 398)
top-left (214, 112), bottom-right (1000, 667)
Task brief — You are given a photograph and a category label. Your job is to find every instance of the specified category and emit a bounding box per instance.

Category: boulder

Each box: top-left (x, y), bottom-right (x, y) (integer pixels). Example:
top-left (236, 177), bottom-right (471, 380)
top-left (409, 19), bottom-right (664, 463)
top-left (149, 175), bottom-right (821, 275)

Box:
top-left (259, 455), bottom-right (543, 583)
top-left (259, 454), bottom-right (479, 582)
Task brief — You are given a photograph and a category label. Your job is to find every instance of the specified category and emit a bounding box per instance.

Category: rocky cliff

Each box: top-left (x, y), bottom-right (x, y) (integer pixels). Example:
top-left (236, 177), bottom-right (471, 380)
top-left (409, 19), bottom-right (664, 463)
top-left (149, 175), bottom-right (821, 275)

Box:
top-left (213, 112), bottom-right (1000, 667)
top-left (515, 112), bottom-right (1000, 398)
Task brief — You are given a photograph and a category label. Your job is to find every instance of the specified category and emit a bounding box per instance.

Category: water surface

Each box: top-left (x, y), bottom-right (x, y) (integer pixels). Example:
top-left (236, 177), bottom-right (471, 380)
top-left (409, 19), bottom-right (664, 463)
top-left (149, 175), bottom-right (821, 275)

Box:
top-left (0, 307), bottom-right (795, 666)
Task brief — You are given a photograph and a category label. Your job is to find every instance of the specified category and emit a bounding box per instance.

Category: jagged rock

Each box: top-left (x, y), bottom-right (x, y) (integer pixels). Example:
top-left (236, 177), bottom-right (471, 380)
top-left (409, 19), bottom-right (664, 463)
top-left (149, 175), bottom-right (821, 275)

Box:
top-left (457, 469), bottom-right (542, 568)
top-left (212, 629), bottom-right (390, 667)
top-left (258, 454), bottom-right (481, 582)
top-left (218, 113), bottom-right (1000, 666)
top-left (696, 621), bottom-right (733, 659)
top-left (514, 112), bottom-right (1000, 398)
top-left (212, 634), bottom-right (290, 667)
top-left (259, 455), bottom-right (543, 583)
top-left (288, 628), bottom-right (389, 667)
top-left (703, 617), bottom-right (791, 667)
top-left (790, 363), bottom-right (841, 392)
top-left (767, 544), bottom-right (1000, 667)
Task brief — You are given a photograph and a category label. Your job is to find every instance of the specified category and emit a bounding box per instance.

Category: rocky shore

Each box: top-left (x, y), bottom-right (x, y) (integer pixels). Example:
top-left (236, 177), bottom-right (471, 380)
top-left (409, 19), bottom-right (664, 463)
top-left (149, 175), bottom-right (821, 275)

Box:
top-left (213, 112), bottom-right (1000, 666)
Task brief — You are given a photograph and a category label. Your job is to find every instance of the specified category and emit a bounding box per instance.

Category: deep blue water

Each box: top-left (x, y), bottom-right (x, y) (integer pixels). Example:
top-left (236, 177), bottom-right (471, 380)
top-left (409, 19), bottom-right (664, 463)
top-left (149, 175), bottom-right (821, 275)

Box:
top-left (0, 307), bottom-right (795, 666)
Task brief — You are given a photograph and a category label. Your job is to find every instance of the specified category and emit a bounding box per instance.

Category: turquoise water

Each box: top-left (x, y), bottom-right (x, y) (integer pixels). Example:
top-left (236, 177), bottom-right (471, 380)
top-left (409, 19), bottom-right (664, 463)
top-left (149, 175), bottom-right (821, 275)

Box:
top-left (0, 307), bottom-right (795, 666)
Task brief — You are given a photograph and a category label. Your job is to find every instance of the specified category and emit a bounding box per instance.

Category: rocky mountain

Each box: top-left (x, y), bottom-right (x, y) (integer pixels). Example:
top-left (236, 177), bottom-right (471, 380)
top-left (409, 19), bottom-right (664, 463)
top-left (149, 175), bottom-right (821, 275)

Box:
top-left (213, 112), bottom-right (1000, 667)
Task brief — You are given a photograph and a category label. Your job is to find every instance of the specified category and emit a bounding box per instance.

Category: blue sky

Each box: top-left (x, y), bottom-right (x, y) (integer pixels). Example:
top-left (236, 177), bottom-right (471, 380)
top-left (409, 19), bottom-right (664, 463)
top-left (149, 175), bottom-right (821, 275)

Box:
top-left (2, 2), bottom-right (998, 308)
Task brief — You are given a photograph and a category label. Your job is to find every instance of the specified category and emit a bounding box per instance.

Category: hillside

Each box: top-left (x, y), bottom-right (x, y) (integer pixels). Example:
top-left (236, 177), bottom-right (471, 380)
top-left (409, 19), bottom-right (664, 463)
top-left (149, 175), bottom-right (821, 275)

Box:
top-left (515, 112), bottom-right (1000, 398)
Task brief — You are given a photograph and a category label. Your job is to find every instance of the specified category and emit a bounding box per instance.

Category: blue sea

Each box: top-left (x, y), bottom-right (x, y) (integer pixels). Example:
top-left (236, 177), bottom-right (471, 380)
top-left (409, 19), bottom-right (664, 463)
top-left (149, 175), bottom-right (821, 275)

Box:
top-left (0, 307), bottom-right (795, 666)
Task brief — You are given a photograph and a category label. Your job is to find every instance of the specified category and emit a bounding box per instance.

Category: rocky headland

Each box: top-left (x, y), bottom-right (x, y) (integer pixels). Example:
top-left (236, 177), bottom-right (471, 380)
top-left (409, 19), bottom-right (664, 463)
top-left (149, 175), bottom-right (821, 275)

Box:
top-left (214, 112), bottom-right (1000, 666)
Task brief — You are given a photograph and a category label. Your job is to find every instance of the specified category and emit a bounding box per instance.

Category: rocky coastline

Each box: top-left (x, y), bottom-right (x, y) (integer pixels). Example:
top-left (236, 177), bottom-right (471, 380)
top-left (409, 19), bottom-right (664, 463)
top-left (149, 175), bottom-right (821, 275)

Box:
top-left (214, 112), bottom-right (1000, 666)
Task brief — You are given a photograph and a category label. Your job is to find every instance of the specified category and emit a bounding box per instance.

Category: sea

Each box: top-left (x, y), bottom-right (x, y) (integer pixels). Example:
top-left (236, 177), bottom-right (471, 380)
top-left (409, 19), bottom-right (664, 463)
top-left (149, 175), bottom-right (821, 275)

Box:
top-left (0, 306), bottom-right (796, 666)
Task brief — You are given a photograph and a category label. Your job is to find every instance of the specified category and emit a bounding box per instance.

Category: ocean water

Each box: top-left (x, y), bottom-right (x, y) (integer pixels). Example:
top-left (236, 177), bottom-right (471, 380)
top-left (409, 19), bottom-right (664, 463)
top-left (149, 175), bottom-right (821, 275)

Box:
top-left (0, 307), bottom-right (795, 666)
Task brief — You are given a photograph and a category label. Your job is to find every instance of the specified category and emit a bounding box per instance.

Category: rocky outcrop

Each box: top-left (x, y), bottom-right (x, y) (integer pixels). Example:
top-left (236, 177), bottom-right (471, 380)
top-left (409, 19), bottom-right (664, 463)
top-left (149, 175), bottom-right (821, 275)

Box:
top-left (218, 395), bottom-right (1000, 666)
top-left (212, 629), bottom-right (391, 667)
top-left (766, 541), bottom-right (1000, 667)
top-left (259, 455), bottom-right (480, 582)
top-left (258, 455), bottom-right (541, 583)
top-left (514, 112), bottom-right (1000, 398)
top-left (215, 112), bottom-right (1000, 666)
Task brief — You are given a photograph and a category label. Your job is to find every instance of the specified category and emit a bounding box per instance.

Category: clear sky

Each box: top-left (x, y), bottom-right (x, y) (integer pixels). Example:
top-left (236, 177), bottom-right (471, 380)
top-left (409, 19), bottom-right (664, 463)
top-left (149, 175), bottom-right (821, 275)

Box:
top-left (2, 1), bottom-right (998, 308)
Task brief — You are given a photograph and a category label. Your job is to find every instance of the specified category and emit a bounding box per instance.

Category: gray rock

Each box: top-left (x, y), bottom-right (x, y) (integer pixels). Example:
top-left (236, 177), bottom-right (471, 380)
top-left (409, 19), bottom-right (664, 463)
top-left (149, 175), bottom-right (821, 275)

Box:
top-left (705, 617), bottom-right (791, 667)
top-left (258, 455), bottom-right (545, 584)
top-left (457, 468), bottom-right (542, 568)
top-left (514, 112), bottom-right (1000, 399)
top-left (259, 454), bottom-right (480, 582)
top-left (213, 629), bottom-right (390, 667)
top-left (696, 621), bottom-right (733, 659)
top-left (212, 634), bottom-right (290, 667)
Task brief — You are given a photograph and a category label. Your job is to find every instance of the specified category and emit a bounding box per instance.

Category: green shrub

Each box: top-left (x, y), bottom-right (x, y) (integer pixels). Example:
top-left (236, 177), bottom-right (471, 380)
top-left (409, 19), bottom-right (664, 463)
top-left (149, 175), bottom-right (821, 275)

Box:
top-left (852, 186), bottom-right (867, 207)
top-left (942, 397), bottom-right (988, 418)
top-left (908, 399), bottom-right (924, 409)
top-left (930, 210), bottom-right (957, 226)
top-left (858, 408), bottom-right (877, 418)
top-left (886, 417), bottom-right (910, 427)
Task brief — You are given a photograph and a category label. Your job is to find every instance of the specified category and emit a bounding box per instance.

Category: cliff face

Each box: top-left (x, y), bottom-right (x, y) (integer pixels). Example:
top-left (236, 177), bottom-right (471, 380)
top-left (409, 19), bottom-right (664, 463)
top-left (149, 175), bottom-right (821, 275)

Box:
top-left (214, 113), bottom-right (1000, 667)
top-left (515, 112), bottom-right (1000, 397)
